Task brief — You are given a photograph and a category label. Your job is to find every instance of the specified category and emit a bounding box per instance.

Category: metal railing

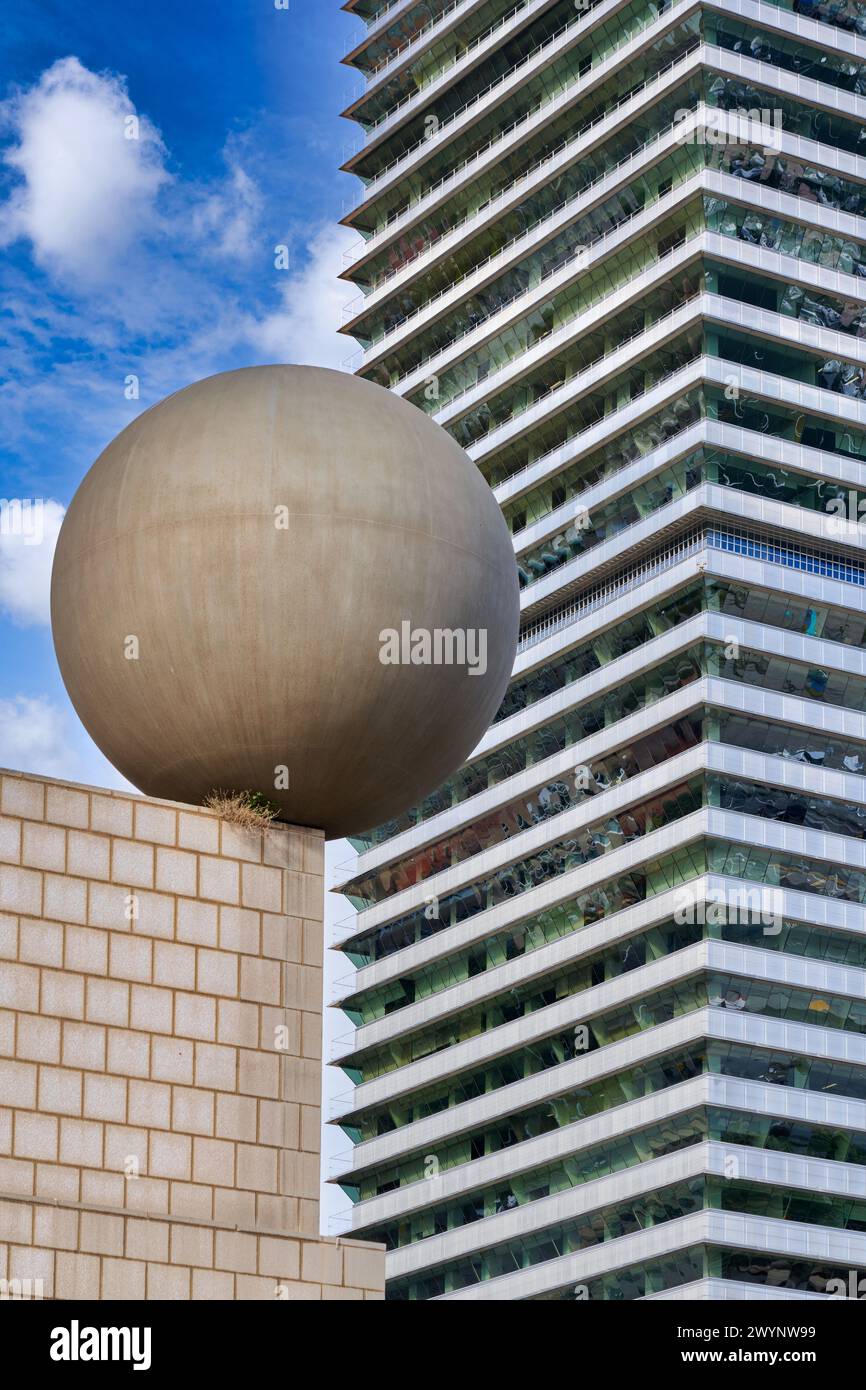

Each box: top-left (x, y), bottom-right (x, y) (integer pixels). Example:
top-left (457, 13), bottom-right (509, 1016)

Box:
top-left (484, 194), bottom-right (866, 485)
top-left (345, 91), bottom-right (704, 344)
top-left (340, 38), bottom-right (699, 290)
top-left (364, 0), bottom-right (530, 90)
top-left (518, 526), bottom-right (706, 652)
top-left (454, 271), bottom-right (704, 443)
top-left (380, 153), bottom-right (704, 387)
top-left (353, 0), bottom-right (674, 202)
top-left (354, 0), bottom-right (475, 83)
top-left (485, 351), bottom-right (703, 493)
top-left (367, 55), bottom-right (866, 350)
top-left (358, 0), bottom-right (586, 152)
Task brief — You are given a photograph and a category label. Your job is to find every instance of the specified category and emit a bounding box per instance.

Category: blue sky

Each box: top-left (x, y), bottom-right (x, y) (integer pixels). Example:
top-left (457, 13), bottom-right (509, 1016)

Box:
top-left (0, 0), bottom-right (364, 788)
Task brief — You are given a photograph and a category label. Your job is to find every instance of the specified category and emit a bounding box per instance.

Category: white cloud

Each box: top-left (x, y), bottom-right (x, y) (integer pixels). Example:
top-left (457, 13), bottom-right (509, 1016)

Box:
top-left (0, 58), bottom-right (360, 383)
top-left (0, 498), bottom-right (64, 626)
top-left (0, 695), bottom-right (71, 772)
top-left (191, 153), bottom-right (263, 262)
top-left (0, 56), bottom-right (169, 279)
top-left (0, 693), bottom-right (133, 791)
top-left (247, 222), bottom-right (358, 369)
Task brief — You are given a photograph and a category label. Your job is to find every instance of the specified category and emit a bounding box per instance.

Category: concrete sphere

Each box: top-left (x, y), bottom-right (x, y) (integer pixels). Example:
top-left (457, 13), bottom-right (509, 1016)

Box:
top-left (51, 366), bottom-right (519, 837)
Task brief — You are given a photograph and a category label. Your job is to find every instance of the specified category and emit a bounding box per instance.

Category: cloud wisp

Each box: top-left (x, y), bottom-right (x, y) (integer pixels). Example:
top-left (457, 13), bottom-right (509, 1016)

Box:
top-left (246, 221), bottom-right (358, 371)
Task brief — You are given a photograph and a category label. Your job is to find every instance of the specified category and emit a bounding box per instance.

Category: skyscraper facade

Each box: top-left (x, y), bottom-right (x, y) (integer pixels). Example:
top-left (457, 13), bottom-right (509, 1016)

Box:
top-left (331, 0), bottom-right (866, 1300)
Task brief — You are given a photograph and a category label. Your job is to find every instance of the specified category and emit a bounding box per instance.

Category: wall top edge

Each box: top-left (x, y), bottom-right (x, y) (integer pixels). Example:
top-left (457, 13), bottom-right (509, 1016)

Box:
top-left (0, 766), bottom-right (325, 841)
top-left (0, 1186), bottom-right (385, 1252)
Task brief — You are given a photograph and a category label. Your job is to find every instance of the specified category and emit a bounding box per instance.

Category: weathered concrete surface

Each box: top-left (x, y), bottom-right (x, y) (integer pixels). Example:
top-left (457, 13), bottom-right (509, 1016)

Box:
top-left (51, 366), bottom-right (519, 838)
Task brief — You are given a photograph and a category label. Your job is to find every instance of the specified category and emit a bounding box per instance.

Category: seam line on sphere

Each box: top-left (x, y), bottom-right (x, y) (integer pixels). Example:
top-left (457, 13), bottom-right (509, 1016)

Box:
top-left (51, 512), bottom-right (516, 574)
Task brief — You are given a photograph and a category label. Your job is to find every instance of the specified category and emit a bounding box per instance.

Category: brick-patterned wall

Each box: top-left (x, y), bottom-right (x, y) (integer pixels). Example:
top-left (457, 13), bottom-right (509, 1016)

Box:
top-left (0, 1196), bottom-right (384, 1300)
top-left (0, 769), bottom-right (384, 1300)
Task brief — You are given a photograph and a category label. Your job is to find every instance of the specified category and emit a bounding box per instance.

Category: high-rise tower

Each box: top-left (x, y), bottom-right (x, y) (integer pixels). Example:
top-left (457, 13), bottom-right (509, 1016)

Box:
top-left (331, 0), bottom-right (866, 1300)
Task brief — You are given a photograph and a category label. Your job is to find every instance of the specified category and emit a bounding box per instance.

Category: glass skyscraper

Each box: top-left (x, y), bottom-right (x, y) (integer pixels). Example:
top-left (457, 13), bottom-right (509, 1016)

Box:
top-left (330, 0), bottom-right (866, 1300)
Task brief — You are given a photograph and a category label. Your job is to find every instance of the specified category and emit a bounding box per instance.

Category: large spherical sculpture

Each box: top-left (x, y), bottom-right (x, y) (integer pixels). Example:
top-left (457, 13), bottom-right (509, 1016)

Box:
top-left (51, 366), bottom-right (519, 838)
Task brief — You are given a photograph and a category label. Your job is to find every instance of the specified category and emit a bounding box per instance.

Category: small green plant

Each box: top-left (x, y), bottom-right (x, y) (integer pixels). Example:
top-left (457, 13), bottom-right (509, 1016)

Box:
top-left (203, 789), bottom-right (280, 829)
